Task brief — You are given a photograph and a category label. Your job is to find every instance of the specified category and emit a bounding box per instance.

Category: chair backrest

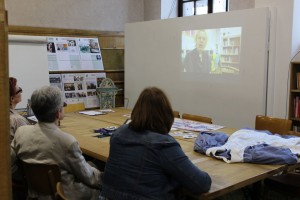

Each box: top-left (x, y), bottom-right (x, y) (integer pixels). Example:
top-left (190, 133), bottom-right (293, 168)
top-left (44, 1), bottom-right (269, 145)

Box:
top-left (64, 102), bottom-right (85, 113)
top-left (182, 113), bottom-right (212, 124)
top-left (173, 111), bottom-right (180, 118)
top-left (56, 182), bottom-right (68, 200)
top-left (255, 115), bottom-right (292, 135)
top-left (21, 161), bottom-right (62, 199)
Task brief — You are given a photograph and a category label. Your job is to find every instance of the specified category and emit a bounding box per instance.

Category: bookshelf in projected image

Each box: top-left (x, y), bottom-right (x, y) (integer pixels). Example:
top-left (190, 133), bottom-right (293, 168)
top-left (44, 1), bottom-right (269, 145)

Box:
top-left (219, 34), bottom-right (241, 74)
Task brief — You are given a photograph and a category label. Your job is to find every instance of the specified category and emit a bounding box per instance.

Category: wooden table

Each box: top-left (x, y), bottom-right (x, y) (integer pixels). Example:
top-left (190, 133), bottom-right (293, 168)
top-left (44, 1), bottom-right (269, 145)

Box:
top-left (74, 108), bottom-right (131, 125)
top-left (60, 108), bottom-right (299, 199)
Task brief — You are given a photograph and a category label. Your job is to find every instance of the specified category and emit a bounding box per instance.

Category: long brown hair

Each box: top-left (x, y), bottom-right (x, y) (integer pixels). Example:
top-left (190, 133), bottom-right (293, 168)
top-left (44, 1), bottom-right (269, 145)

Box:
top-left (129, 87), bottom-right (174, 134)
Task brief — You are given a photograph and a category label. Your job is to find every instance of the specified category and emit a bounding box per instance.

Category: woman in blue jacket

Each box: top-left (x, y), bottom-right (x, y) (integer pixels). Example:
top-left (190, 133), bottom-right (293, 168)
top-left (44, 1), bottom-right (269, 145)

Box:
top-left (102, 87), bottom-right (211, 200)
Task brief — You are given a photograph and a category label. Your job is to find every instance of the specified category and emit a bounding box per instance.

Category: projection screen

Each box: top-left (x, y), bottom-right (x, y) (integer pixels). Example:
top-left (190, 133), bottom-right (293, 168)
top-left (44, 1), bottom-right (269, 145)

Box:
top-left (125, 8), bottom-right (271, 128)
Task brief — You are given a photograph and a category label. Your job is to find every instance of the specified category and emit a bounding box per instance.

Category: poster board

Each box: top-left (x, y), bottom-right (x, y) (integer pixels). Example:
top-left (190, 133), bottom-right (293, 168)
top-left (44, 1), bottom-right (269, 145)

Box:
top-left (9, 35), bottom-right (50, 109)
top-left (47, 37), bottom-right (104, 71)
top-left (49, 73), bottom-right (106, 108)
top-left (47, 36), bottom-right (105, 108)
top-left (8, 34), bottom-right (106, 109)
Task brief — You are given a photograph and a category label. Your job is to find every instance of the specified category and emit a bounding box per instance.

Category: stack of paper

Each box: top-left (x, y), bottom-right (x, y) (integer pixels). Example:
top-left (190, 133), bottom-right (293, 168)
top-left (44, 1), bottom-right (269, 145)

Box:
top-left (79, 111), bottom-right (106, 116)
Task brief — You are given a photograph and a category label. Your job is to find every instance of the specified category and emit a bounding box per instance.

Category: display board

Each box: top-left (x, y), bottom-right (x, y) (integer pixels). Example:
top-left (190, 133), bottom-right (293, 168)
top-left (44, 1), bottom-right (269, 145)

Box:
top-left (49, 73), bottom-right (106, 108)
top-left (9, 35), bottom-right (50, 109)
top-left (47, 37), bottom-right (104, 71)
top-left (125, 8), bottom-right (271, 128)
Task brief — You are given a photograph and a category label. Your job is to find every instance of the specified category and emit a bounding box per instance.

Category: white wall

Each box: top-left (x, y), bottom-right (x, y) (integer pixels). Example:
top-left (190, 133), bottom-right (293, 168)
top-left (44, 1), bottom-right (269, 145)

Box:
top-left (229, 0), bottom-right (255, 11)
top-left (291, 0), bottom-right (300, 62)
top-left (9, 36), bottom-right (50, 109)
top-left (255, 0), bottom-right (300, 118)
top-left (144, 0), bottom-right (161, 21)
top-left (5, 0), bottom-right (144, 31)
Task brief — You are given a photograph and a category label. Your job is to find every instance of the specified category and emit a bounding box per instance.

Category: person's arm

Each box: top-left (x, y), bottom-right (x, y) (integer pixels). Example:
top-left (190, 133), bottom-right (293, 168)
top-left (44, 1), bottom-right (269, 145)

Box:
top-left (66, 141), bottom-right (101, 188)
top-left (183, 51), bottom-right (193, 72)
top-left (160, 143), bottom-right (212, 194)
top-left (10, 138), bottom-right (23, 181)
top-left (10, 141), bottom-right (18, 174)
top-left (10, 114), bottom-right (29, 139)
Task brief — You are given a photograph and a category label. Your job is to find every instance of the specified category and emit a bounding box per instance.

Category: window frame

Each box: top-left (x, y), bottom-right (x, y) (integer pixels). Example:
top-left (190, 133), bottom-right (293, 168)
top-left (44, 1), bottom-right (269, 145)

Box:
top-left (178, 0), bottom-right (228, 17)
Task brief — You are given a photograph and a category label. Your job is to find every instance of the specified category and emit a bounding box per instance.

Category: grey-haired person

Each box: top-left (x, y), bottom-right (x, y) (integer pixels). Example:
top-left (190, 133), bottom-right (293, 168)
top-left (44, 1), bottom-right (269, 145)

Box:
top-left (11, 86), bottom-right (102, 200)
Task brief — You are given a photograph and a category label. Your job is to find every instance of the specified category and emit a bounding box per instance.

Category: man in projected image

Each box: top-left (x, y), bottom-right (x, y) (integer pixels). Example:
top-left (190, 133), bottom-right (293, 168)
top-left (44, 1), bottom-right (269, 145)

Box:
top-left (183, 30), bottom-right (211, 73)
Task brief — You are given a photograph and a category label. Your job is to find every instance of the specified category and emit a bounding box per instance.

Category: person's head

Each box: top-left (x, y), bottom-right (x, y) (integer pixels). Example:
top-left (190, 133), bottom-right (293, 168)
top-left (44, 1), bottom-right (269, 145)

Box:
top-left (195, 30), bottom-right (208, 51)
top-left (47, 43), bottom-right (55, 53)
top-left (31, 86), bottom-right (64, 123)
top-left (47, 43), bottom-right (52, 50)
top-left (9, 77), bottom-right (23, 107)
top-left (129, 87), bottom-right (174, 134)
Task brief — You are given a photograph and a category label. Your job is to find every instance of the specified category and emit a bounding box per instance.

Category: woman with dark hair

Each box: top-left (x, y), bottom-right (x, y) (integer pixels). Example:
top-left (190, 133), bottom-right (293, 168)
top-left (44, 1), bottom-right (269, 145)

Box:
top-left (9, 77), bottom-right (30, 143)
top-left (9, 77), bottom-right (30, 200)
top-left (102, 87), bottom-right (211, 200)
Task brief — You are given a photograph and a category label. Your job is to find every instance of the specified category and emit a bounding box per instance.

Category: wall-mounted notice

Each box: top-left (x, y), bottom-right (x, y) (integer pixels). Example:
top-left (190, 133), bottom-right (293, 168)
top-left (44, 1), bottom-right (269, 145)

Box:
top-left (47, 37), bottom-right (104, 71)
top-left (49, 73), bottom-right (106, 108)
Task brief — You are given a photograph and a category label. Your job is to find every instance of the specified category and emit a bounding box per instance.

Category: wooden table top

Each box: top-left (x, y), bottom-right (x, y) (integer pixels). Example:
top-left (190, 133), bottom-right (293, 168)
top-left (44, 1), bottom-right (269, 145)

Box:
top-left (71, 107), bottom-right (131, 125)
top-left (60, 108), bottom-right (298, 199)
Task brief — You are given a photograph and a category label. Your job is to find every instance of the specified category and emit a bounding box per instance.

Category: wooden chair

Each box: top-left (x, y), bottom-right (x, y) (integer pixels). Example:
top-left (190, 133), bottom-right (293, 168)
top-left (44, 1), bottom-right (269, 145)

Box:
top-left (182, 113), bottom-right (212, 124)
top-left (264, 172), bottom-right (300, 199)
top-left (56, 182), bottom-right (68, 200)
top-left (254, 115), bottom-right (299, 198)
top-left (255, 115), bottom-right (292, 134)
top-left (173, 110), bottom-right (180, 118)
top-left (21, 161), bottom-right (67, 200)
top-left (64, 102), bottom-right (85, 113)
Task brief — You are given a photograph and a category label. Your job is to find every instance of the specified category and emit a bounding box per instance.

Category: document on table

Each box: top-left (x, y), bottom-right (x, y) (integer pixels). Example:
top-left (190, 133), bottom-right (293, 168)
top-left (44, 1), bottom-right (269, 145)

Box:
top-left (172, 118), bottom-right (224, 132)
top-left (99, 109), bottom-right (115, 113)
top-left (27, 115), bottom-right (38, 122)
top-left (79, 111), bottom-right (106, 116)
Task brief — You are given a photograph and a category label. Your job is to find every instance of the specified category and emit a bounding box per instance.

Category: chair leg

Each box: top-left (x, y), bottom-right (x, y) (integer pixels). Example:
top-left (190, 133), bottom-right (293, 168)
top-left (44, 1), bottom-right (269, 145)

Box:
top-left (250, 181), bottom-right (262, 200)
top-left (12, 180), bottom-right (27, 200)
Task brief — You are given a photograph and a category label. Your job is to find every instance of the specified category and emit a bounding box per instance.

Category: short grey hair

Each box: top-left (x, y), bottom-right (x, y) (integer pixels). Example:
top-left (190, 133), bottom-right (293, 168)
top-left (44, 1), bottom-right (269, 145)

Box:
top-left (31, 86), bottom-right (63, 122)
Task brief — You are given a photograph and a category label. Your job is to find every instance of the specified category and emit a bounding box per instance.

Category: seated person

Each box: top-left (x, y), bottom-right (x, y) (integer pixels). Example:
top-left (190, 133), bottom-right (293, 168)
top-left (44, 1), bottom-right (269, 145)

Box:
top-left (102, 87), bottom-right (211, 200)
top-left (9, 77), bottom-right (30, 143)
top-left (11, 86), bottom-right (102, 200)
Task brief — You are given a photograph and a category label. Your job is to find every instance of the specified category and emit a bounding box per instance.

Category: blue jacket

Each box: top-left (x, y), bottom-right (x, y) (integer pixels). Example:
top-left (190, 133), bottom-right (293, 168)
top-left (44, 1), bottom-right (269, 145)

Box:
top-left (102, 124), bottom-right (211, 200)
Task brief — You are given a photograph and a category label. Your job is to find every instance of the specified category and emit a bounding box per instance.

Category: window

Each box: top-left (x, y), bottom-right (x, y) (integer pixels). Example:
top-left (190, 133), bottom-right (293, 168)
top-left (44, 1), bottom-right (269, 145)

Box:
top-left (178, 0), bottom-right (228, 17)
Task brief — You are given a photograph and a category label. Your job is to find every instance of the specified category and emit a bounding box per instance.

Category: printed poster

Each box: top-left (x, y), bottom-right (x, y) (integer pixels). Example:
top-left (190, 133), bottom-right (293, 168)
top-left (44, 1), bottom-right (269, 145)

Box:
top-left (61, 73), bottom-right (106, 108)
top-left (47, 37), bottom-right (104, 71)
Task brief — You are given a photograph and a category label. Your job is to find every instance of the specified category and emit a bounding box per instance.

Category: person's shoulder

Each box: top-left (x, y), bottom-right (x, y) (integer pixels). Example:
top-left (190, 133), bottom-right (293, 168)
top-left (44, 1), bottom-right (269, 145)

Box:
top-left (39, 122), bottom-right (77, 145)
top-left (145, 131), bottom-right (179, 147)
top-left (186, 48), bottom-right (198, 56)
top-left (57, 129), bottom-right (77, 144)
top-left (112, 125), bottom-right (178, 145)
top-left (10, 110), bottom-right (23, 119)
top-left (110, 124), bottom-right (134, 141)
top-left (155, 132), bottom-right (177, 142)
top-left (14, 124), bottom-right (35, 139)
top-left (15, 124), bottom-right (33, 131)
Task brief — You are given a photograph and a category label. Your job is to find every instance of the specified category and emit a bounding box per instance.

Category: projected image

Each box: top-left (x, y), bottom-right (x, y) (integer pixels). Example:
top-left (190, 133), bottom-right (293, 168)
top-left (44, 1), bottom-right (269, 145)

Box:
top-left (182, 27), bottom-right (242, 75)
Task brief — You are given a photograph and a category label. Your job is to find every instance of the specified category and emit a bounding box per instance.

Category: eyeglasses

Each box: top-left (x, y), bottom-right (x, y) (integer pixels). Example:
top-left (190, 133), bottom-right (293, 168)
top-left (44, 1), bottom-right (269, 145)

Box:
top-left (16, 87), bottom-right (23, 94)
